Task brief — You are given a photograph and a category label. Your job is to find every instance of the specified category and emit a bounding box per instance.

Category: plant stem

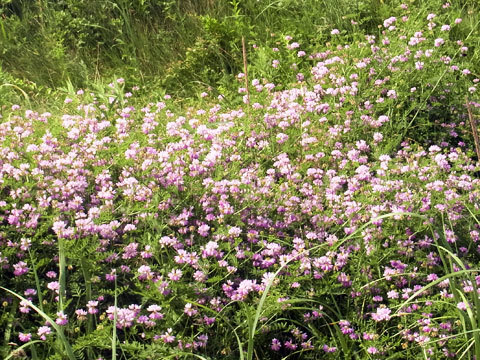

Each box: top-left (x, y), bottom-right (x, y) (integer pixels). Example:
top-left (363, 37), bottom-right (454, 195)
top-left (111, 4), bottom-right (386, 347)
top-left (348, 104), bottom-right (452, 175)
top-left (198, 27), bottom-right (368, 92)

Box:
top-left (29, 250), bottom-right (44, 311)
top-left (58, 237), bottom-right (66, 311)
top-left (112, 270), bottom-right (118, 360)
top-left (242, 36), bottom-right (250, 106)
top-left (466, 97), bottom-right (480, 161)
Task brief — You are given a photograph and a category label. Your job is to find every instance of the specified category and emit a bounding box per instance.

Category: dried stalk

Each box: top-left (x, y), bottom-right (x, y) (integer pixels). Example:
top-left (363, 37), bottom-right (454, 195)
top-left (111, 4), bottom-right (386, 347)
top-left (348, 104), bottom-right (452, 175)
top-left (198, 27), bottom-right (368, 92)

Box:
top-left (242, 36), bottom-right (250, 106)
top-left (466, 97), bottom-right (480, 161)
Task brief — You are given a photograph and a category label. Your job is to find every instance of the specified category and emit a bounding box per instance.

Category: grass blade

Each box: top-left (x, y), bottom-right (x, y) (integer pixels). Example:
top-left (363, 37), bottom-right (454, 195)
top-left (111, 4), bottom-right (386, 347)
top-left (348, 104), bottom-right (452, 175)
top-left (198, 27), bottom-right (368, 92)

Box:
top-left (0, 286), bottom-right (76, 360)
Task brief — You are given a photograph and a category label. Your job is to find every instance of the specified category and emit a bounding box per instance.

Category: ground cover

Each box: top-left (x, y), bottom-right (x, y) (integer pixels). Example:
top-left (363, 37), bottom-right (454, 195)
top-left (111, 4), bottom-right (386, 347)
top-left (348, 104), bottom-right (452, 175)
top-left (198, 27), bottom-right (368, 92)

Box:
top-left (1, 1), bottom-right (480, 359)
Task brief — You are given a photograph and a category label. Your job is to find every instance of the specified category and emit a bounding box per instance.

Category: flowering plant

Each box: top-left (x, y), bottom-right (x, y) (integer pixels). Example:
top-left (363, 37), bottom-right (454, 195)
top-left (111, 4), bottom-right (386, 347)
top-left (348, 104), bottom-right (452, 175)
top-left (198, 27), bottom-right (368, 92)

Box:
top-left (1, 1), bottom-right (480, 359)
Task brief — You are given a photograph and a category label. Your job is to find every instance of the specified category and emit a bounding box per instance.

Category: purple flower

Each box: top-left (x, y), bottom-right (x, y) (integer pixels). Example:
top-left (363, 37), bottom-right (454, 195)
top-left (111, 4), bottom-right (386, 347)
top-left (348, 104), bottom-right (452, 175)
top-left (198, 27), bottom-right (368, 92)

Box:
top-left (271, 338), bottom-right (282, 351)
top-left (323, 345), bottom-right (337, 353)
top-left (284, 339), bottom-right (297, 350)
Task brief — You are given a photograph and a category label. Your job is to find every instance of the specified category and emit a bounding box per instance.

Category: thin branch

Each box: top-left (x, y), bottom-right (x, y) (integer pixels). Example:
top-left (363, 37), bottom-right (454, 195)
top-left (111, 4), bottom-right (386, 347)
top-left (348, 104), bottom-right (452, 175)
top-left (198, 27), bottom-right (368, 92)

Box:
top-left (242, 36), bottom-right (250, 106)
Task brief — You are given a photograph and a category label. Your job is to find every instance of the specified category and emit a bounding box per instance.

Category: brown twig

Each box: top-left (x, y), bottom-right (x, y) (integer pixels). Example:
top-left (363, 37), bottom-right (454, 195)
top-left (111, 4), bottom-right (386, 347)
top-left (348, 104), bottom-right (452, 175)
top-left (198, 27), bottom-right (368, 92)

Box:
top-left (242, 36), bottom-right (250, 106)
top-left (466, 97), bottom-right (480, 161)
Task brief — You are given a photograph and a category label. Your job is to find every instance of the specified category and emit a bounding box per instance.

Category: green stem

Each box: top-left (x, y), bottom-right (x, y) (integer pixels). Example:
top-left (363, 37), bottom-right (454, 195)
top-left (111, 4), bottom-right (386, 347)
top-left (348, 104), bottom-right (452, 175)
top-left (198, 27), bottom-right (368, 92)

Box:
top-left (58, 237), bottom-right (66, 311)
top-left (29, 250), bottom-right (44, 311)
top-left (2, 298), bottom-right (19, 358)
top-left (81, 258), bottom-right (95, 359)
top-left (112, 271), bottom-right (117, 360)
top-left (81, 258), bottom-right (93, 333)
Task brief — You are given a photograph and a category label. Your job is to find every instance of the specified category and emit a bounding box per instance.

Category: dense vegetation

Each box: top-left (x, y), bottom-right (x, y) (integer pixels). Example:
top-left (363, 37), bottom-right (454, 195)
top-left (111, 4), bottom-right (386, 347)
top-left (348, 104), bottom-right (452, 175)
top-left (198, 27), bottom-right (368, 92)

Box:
top-left (1, 0), bottom-right (480, 359)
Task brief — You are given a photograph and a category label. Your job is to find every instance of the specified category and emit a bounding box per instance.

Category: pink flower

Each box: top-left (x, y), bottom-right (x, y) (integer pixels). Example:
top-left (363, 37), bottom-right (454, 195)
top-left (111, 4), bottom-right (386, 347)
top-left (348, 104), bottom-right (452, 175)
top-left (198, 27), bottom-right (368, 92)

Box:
top-left (378, 115), bottom-right (389, 124)
top-left (18, 332), bottom-right (32, 342)
top-left (13, 261), bottom-right (28, 276)
top-left (288, 42), bottom-right (300, 49)
top-left (137, 265), bottom-right (154, 280)
top-left (160, 328), bottom-right (175, 343)
top-left (383, 17), bottom-right (396, 28)
top-left (75, 309), bottom-right (88, 321)
top-left (284, 340), bottom-right (297, 350)
top-left (37, 326), bottom-right (52, 340)
top-left (373, 132), bottom-right (383, 143)
top-left (415, 61), bottom-right (424, 70)
top-left (434, 38), bottom-right (445, 47)
top-left (198, 224), bottom-right (210, 237)
top-left (87, 300), bottom-right (99, 314)
top-left (168, 268), bottom-right (183, 281)
top-left (19, 300), bottom-right (31, 313)
top-left (106, 306), bottom-right (140, 328)
top-left (184, 303), bottom-right (198, 316)
top-left (147, 304), bottom-right (164, 320)
top-left (55, 311), bottom-right (68, 326)
top-left (228, 226), bottom-right (242, 237)
top-left (371, 307), bottom-right (391, 321)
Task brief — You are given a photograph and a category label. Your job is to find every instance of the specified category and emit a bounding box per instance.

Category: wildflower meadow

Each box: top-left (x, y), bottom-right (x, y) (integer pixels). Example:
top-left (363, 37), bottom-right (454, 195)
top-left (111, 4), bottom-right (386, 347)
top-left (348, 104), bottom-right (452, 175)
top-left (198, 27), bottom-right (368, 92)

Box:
top-left (1, 0), bottom-right (480, 359)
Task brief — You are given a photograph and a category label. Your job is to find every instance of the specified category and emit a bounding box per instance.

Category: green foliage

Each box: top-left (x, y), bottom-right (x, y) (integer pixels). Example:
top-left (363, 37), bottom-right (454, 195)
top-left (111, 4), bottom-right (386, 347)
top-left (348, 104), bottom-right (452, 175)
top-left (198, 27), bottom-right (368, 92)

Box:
top-left (6, 0), bottom-right (478, 101)
top-left (2, 1), bottom-right (480, 359)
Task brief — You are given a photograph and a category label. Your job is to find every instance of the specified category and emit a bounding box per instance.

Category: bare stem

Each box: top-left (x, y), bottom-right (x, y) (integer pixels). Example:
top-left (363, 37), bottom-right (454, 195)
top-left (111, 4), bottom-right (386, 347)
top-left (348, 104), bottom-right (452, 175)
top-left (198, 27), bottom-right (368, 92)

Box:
top-left (466, 97), bottom-right (480, 162)
top-left (242, 36), bottom-right (250, 106)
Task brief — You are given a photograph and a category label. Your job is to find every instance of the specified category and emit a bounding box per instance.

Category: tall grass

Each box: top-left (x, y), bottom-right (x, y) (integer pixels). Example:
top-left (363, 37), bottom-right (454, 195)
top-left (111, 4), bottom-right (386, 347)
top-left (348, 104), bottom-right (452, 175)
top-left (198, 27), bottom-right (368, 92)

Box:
top-left (6, 0), bottom-right (477, 99)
